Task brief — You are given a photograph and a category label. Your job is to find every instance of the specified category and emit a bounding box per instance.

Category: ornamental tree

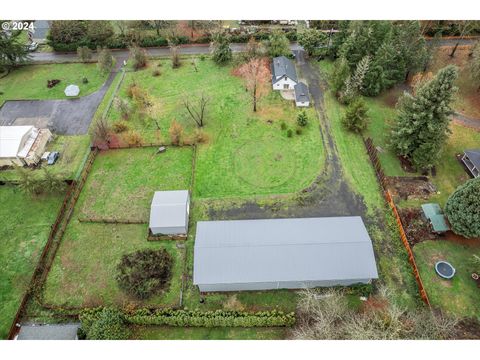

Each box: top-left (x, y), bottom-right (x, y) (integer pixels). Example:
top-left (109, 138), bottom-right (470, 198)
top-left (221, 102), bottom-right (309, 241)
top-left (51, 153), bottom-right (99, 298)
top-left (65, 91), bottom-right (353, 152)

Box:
top-left (234, 58), bottom-right (270, 112)
top-left (298, 28), bottom-right (328, 57)
top-left (390, 65), bottom-right (458, 171)
top-left (211, 33), bottom-right (232, 65)
top-left (342, 98), bottom-right (369, 134)
top-left (445, 178), bottom-right (480, 239)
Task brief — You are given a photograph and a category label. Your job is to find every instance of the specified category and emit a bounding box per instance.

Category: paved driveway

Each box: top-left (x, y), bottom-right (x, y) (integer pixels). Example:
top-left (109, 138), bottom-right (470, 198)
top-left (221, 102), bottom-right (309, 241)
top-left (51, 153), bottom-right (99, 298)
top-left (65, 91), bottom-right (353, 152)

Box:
top-left (0, 58), bottom-right (126, 135)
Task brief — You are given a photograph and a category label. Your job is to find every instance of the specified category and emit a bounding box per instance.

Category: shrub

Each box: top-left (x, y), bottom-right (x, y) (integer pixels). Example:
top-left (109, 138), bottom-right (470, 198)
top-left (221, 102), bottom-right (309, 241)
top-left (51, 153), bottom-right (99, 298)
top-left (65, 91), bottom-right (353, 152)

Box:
top-left (124, 130), bottom-right (143, 146)
top-left (79, 308), bottom-right (130, 340)
top-left (297, 110), bottom-right (308, 127)
top-left (341, 98), bottom-right (369, 134)
top-left (169, 120), bottom-right (184, 145)
top-left (97, 47), bottom-right (113, 74)
top-left (280, 121), bottom-right (287, 130)
top-left (286, 129), bottom-right (293, 137)
top-left (170, 46), bottom-right (181, 69)
top-left (112, 121), bottom-right (129, 133)
top-left (82, 77), bottom-right (89, 84)
top-left (295, 127), bottom-right (303, 135)
top-left (129, 45), bottom-right (148, 70)
top-left (212, 33), bottom-right (232, 65)
top-left (114, 97), bottom-right (131, 120)
top-left (445, 178), bottom-right (480, 238)
top-left (152, 69), bottom-right (161, 77)
top-left (193, 128), bottom-right (209, 144)
top-left (116, 249), bottom-right (173, 299)
top-left (199, 54), bottom-right (206, 61)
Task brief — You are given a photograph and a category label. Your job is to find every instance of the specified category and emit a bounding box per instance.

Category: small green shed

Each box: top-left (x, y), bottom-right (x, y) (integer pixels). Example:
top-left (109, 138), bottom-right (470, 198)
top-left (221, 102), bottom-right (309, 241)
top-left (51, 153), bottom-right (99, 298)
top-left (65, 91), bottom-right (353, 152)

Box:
top-left (421, 203), bottom-right (450, 233)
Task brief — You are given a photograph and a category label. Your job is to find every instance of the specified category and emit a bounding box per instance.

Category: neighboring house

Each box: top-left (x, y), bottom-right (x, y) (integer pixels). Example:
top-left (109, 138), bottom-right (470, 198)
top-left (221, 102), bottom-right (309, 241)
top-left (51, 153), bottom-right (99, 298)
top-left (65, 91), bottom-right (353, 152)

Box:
top-left (149, 190), bottom-right (190, 236)
top-left (461, 150), bottom-right (480, 178)
top-left (271, 56), bottom-right (297, 90)
top-left (193, 216), bottom-right (378, 292)
top-left (0, 126), bottom-right (52, 167)
top-left (294, 82), bottom-right (310, 107)
top-left (15, 324), bottom-right (80, 340)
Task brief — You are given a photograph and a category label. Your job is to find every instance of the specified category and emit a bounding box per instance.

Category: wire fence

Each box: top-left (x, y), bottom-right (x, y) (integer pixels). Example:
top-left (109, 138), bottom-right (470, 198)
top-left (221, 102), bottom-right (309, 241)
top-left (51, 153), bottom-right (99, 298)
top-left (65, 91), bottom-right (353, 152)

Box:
top-left (363, 137), bottom-right (430, 307)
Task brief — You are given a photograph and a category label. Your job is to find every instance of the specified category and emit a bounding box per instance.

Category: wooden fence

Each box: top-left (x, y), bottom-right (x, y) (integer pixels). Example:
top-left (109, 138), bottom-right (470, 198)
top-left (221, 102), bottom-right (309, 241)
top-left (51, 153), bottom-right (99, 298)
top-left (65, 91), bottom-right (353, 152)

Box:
top-left (363, 137), bottom-right (430, 306)
top-left (6, 148), bottom-right (99, 340)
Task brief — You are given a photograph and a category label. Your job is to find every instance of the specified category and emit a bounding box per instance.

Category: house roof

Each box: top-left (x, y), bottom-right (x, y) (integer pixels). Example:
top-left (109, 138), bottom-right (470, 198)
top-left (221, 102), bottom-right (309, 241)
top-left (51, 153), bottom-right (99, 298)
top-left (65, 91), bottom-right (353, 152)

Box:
top-left (17, 324), bottom-right (79, 340)
top-left (0, 126), bottom-right (35, 158)
top-left (150, 190), bottom-right (189, 228)
top-left (193, 216), bottom-right (378, 286)
top-left (464, 150), bottom-right (480, 169)
top-left (271, 56), bottom-right (297, 84)
top-left (421, 203), bottom-right (450, 232)
top-left (294, 82), bottom-right (309, 102)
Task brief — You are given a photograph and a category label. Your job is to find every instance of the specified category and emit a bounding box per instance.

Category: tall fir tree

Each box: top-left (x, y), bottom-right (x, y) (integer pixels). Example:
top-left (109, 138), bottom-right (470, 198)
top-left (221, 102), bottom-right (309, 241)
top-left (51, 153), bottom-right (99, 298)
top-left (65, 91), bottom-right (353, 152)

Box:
top-left (330, 56), bottom-right (350, 95)
top-left (390, 65), bottom-right (458, 171)
top-left (340, 55), bottom-right (371, 104)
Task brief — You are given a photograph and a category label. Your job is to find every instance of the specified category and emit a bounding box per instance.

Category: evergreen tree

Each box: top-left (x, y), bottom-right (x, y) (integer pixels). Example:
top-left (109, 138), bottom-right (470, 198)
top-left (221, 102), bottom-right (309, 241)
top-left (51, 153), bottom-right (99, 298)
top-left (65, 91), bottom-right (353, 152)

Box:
top-left (0, 30), bottom-right (30, 73)
top-left (211, 33), bottom-right (232, 65)
top-left (330, 57), bottom-right (350, 95)
top-left (390, 65), bottom-right (458, 171)
top-left (445, 178), bottom-right (480, 239)
top-left (97, 47), bottom-right (113, 74)
top-left (265, 30), bottom-right (290, 58)
top-left (340, 55), bottom-right (371, 104)
top-left (342, 98), bottom-right (369, 133)
top-left (298, 28), bottom-right (328, 57)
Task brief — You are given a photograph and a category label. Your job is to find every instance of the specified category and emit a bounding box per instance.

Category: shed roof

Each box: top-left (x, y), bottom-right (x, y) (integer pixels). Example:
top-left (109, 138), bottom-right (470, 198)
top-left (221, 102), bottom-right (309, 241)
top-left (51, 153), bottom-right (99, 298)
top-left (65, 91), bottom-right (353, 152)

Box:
top-left (0, 126), bottom-right (35, 158)
top-left (464, 150), bottom-right (480, 169)
top-left (193, 216), bottom-right (378, 286)
top-left (150, 190), bottom-right (189, 228)
top-left (17, 324), bottom-right (79, 340)
top-left (294, 82), bottom-right (309, 102)
top-left (421, 203), bottom-right (450, 232)
top-left (272, 56), bottom-right (297, 83)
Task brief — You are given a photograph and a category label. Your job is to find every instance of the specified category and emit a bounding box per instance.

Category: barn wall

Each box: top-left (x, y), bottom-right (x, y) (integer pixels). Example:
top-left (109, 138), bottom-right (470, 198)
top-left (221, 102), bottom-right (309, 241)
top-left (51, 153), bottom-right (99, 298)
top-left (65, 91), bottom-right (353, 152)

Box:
top-left (197, 278), bottom-right (372, 292)
top-left (150, 225), bottom-right (186, 235)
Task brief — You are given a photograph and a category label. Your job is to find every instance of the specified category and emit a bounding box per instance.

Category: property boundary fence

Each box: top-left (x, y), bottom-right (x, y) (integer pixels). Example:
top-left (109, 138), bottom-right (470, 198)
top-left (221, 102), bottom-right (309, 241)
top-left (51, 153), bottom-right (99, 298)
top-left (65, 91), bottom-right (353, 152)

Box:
top-left (78, 217), bottom-right (147, 224)
top-left (6, 148), bottom-right (99, 340)
top-left (363, 137), bottom-right (430, 306)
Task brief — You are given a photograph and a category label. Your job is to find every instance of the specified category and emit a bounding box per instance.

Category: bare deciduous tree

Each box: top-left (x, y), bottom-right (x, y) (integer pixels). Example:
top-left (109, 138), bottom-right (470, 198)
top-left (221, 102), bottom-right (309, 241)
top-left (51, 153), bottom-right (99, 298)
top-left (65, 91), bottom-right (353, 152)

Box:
top-left (91, 117), bottom-right (111, 146)
top-left (183, 93), bottom-right (210, 127)
top-left (235, 58), bottom-right (270, 112)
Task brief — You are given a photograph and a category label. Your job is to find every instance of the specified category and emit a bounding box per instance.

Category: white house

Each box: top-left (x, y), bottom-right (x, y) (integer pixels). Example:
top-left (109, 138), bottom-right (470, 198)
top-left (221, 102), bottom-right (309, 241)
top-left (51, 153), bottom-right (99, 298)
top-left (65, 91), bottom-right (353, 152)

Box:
top-left (294, 82), bottom-right (310, 107)
top-left (271, 56), bottom-right (298, 90)
top-left (0, 126), bottom-right (52, 167)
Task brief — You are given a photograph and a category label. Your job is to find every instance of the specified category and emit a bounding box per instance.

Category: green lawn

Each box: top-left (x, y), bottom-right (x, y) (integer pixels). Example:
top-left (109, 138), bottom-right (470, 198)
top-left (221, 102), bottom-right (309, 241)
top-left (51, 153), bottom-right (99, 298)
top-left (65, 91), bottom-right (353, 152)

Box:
top-left (108, 58), bottom-right (324, 198)
top-left (0, 63), bottom-right (108, 103)
top-left (42, 147), bottom-right (192, 308)
top-left (414, 240), bottom-right (480, 318)
top-left (0, 186), bottom-right (64, 339)
top-left (78, 147), bottom-right (193, 221)
top-left (130, 326), bottom-right (287, 340)
top-left (43, 222), bottom-right (184, 308)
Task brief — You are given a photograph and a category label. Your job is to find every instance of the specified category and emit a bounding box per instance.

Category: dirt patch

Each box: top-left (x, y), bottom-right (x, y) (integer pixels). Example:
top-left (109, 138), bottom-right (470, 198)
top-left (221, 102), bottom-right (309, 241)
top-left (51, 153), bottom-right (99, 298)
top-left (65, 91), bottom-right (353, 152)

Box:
top-left (398, 208), bottom-right (438, 246)
top-left (443, 231), bottom-right (480, 247)
top-left (452, 318), bottom-right (480, 340)
top-left (386, 176), bottom-right (437, 201)
top-left (223, 295), bottom-right (245, 311)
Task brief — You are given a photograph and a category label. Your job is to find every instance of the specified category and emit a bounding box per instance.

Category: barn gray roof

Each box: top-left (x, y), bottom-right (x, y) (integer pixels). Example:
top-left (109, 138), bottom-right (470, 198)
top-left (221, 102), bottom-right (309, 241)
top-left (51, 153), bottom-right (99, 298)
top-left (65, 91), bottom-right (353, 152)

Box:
top-left (193, 216), bottom-right (378, 286)
top-left (294, 82), bottom-right (309, 102)
top-left (17, 324), bottom-right (79, 340)
top-left (271, 56), bottom-right (297, 84)
top-left (465, 150), bottom-right (480, 168)
top-left (150, 190), bottom-right (189, 228)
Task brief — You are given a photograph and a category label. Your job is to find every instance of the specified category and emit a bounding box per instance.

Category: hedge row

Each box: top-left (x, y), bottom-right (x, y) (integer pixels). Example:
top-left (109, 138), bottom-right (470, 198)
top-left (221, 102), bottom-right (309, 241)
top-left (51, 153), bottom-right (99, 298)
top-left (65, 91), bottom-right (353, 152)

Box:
top-left (81, 308), bottom-right (296, 328)
top-left (48, 30), bottom-right (298, 52)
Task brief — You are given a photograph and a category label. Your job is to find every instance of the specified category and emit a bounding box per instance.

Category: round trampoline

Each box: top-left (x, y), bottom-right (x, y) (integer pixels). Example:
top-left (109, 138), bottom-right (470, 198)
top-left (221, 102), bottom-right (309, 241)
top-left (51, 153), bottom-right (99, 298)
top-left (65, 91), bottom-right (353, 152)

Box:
top-left (435, 261), bottom-right (456, 279)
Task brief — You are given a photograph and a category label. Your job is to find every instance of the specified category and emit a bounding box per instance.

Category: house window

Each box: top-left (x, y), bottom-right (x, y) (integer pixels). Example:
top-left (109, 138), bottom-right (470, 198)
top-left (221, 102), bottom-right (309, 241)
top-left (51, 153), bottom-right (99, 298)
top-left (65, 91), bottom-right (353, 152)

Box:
top-left (283, 84), bottom-right (289, 90)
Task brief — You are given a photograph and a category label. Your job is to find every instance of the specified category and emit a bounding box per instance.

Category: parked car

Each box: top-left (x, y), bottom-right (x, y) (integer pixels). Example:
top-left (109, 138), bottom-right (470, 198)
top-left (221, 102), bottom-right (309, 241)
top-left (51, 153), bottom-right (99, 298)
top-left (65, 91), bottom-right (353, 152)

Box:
top-left (47, 151), bottom-right (60, 165)
top-left (25, 42), bottom-right (38, 52)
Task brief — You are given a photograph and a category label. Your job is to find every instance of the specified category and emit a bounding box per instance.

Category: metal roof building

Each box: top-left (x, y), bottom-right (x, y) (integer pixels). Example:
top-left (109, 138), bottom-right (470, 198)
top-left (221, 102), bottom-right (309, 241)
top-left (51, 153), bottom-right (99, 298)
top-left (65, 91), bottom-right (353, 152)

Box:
top-left (149, 190), bottom-right (190, 235)
top-left (294, 82), bottom-right (310, 107)
top-left (16, 324), bottom-right (80, 340)
top-left (193, 216), bottom-right (378, 292)
top-left (462, 150), bottom-right (480, 178)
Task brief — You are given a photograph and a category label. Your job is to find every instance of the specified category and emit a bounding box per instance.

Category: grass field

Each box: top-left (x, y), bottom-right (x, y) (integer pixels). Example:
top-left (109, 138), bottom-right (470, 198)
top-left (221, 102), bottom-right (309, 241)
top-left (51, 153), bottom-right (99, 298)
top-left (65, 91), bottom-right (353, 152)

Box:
top-left (0, 63), bottom-right (108, 102)
top-left (130, 326), bottom-right (287, 340)
top-left (43, 147), bottom-right (193, 307)
top-left (78, 147), bottom-right (193, 221)
top-left (108, 58), bottom-right (324, 198)
top-left (414, 240), bottom-right (480, 318)
top-left (0, 186), bottom-right (64, 339)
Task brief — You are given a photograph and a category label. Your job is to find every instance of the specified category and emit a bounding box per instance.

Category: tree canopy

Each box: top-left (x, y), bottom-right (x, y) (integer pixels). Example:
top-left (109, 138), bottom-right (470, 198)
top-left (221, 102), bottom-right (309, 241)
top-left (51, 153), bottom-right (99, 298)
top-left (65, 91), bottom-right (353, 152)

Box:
top-left (298, 28), bottom-right (328, 57)
top-left (445, 178), bottom-right (480, 239)
top-left (265, 30), bottom-right (290, 58)
top-left (0, 30), bottom-right (30, 73)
